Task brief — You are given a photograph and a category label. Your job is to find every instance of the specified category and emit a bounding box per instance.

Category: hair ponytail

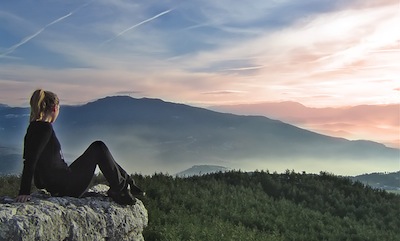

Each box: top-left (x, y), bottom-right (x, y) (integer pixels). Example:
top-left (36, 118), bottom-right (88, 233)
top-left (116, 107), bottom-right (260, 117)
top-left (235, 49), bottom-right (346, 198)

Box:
top-left (29, 89), bottom-right (59, 122)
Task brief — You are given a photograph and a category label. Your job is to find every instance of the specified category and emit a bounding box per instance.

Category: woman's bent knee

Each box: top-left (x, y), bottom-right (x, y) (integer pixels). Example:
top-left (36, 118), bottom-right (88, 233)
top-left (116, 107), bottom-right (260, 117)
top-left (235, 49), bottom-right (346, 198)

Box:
top-left (90, 140), bottom-right (105, 149)
top-left (89, 140), bottom-right (110, 154)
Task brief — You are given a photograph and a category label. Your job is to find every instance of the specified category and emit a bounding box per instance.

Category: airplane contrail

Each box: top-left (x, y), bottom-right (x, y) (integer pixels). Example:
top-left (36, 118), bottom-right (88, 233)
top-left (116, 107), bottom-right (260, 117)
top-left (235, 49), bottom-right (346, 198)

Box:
top-left (0, 2), bottom-right (91, 58)
top-left (102, 9), bottom-right (174, 45)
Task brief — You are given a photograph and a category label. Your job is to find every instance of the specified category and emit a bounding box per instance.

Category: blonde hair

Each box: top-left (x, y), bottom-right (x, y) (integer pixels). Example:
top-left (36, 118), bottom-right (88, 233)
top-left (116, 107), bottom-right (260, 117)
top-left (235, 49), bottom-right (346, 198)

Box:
top-left (29, 89), bottom-right (59, 122)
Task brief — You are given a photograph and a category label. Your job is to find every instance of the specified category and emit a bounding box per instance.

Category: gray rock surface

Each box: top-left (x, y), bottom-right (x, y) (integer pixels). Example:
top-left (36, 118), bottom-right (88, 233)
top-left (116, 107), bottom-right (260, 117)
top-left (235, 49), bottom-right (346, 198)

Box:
top-left (0, 184), bottom-right (148, 241)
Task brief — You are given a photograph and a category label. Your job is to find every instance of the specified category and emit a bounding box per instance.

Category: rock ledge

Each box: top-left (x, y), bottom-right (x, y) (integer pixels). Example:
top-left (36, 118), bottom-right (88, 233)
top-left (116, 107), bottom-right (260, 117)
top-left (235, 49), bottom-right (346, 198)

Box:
top-left (0, 184), bottom-right (148, 241)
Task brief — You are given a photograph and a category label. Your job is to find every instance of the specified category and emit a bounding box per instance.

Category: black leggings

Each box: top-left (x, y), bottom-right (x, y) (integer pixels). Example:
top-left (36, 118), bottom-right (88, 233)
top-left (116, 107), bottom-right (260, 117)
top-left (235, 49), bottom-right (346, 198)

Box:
top-left (60, 141), bottom-right (129, 197)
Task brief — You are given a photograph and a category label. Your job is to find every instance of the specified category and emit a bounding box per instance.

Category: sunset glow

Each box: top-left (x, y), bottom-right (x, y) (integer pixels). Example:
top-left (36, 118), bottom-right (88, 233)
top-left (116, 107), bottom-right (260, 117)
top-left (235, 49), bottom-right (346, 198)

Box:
top-left (0, 0), bottom-right (399, 147)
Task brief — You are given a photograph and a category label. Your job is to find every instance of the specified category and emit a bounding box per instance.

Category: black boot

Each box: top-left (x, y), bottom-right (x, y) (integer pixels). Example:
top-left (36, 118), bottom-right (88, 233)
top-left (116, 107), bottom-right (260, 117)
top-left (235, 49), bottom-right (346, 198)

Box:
top-left (128, 177), bottom-right (145, 197)
top-left (107, 186), bottom-right (136, 205)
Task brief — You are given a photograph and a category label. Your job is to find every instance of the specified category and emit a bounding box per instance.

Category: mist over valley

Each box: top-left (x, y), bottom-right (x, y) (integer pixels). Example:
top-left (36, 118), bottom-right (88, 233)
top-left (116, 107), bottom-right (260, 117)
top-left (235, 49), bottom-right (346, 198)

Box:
top-left (0, 96), bottom-right (398, 176)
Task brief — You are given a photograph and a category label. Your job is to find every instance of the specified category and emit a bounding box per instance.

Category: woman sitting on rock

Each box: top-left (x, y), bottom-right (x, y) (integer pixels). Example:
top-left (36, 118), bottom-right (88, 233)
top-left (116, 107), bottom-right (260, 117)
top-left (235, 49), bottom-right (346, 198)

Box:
top-left (16, 89), bottom-right (143, 205)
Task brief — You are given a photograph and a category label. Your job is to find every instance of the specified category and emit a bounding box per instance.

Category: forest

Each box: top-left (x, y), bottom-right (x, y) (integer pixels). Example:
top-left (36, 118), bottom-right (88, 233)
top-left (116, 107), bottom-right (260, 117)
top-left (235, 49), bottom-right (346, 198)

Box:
top-left (1, 170), bottom-right (399, 241)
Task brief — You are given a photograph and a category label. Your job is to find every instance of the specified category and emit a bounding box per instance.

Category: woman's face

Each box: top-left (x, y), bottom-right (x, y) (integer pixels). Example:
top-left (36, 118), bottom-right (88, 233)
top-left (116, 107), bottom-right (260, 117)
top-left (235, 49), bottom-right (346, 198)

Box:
top-left (50, 104), bottom-right (60, 123)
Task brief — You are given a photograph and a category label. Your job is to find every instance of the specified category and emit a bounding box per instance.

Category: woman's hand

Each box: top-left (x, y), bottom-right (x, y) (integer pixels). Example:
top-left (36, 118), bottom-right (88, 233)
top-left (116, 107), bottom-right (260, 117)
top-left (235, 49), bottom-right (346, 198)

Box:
top-left (15, 195), bottom-right (31, 203)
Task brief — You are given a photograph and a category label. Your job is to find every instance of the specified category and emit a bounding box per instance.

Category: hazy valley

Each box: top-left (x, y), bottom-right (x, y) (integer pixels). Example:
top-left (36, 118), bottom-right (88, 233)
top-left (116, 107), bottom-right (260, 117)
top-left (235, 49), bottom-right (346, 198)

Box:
top-left (0, 96), bottom-right (399, 176)
top-left (210, 101), bottom-right (400, 149)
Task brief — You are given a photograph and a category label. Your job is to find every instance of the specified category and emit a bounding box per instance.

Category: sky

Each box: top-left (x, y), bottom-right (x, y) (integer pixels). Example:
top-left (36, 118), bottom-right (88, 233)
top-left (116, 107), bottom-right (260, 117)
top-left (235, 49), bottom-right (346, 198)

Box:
top-left (0, 0), bottom-right (399, 108)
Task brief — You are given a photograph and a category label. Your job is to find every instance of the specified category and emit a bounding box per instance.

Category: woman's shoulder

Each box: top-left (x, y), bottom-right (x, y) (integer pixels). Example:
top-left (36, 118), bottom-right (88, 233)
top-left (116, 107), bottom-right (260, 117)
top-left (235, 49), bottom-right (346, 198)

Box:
top-left (24, 121), bottom-right (54, 146)
top-left (28, 121), bottom-right (53, 132)
top-left (29, 120), bottom-right (52, 126)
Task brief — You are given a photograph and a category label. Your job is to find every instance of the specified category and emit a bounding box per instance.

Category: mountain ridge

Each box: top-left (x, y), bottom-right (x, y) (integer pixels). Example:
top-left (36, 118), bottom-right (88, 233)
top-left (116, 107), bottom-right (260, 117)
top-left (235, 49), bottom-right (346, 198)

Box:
top-left (0, 96), bottom-right (398, 175)
top-left (209, 101), bottom-right (400, 148)
top-left (175, 165), bottom-right (230, 177)
top-left (175, 164), bottom-right (400, 191)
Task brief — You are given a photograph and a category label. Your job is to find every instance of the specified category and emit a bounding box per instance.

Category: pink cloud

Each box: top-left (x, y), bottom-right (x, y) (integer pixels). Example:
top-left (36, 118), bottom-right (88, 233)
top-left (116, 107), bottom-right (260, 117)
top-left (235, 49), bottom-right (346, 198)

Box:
top-left (1, 0), bottom-right (399, 110)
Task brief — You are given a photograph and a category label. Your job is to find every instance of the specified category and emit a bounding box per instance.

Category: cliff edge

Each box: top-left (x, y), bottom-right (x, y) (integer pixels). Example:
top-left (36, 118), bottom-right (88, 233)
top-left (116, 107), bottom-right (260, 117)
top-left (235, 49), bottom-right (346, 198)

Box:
top-left (0, 184), bottom-right (148, 241)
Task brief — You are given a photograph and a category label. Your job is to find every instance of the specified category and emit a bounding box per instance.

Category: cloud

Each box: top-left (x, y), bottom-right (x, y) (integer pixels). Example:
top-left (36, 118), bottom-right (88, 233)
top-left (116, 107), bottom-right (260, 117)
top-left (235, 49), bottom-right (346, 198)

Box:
top-left (0, 0), bottom-right (399, 108)
top-left (0, 14), bottom-right (72, 57)
top-left (222, 66), bottom-right (264, 71)
top-left (102, 9), bottom-right (174, 45)
top-left (0, 9), bottom-right (26, 28)
top-left (0, 2), bottom-right (91, 58)
top-left (182, 0), bottom-right (398, 106)
top-left (114, 91), bottom-right (143, 96)
top-left (202, 90), bottom-right (247, 95)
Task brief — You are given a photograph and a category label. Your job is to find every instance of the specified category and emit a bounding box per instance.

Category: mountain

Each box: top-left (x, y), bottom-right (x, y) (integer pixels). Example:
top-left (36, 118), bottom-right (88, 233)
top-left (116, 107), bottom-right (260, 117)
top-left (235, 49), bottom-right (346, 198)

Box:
top-left (175, 165), bottom-right (230, 177)
top-left (209, 101), bottom-right (400, 148)
top-left (0, 105), bottom-right (30, 174)
top-left (351, 171), bottom-right (400, 191)
top-left (0, 146), bottom-right (21, 175)
top-left (0, 96), bottom-right (399, 175)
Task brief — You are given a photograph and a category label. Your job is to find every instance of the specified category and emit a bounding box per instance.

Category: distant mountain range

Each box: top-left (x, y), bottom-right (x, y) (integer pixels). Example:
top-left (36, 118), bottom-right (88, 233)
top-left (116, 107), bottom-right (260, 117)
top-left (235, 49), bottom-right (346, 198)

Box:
top-left (175, 165), bottom-right (230, 177)
top-left (351, 171), bottom-right (400, 191)
top-left (0, 96), bottom-right (399, 175)
top-left (210, 101), bottom-right (400, 148)
top-left (175, 165), bottom-right (400, 192)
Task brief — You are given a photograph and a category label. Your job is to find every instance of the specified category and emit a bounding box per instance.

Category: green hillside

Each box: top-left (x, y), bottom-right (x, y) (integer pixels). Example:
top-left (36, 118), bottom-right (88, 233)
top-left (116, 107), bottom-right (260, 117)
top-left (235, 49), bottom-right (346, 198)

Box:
top-left (137, 171), bottom-right (400, 241)
top-left (1, 171), bottom-right (399, 240)
top-left (351, 171), bottom-right (400, 191)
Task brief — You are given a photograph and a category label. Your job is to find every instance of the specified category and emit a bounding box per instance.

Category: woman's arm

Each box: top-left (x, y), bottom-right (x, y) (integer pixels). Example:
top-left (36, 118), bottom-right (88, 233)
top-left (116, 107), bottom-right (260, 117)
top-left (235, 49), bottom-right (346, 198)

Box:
top-left (17, 122), bottom-right (53, 198)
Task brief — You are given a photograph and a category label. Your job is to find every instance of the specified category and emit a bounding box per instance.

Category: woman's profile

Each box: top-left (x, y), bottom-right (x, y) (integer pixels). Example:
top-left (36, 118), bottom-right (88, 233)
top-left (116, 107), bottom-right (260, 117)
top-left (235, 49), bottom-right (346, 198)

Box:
top-left (15, 89), bottom-right (143, 205)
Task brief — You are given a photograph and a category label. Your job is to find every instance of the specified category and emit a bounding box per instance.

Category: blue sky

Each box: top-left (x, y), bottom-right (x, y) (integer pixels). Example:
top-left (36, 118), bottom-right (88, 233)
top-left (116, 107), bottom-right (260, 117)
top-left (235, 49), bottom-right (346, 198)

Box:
top-left (0, 0), bottom-right (399, 107)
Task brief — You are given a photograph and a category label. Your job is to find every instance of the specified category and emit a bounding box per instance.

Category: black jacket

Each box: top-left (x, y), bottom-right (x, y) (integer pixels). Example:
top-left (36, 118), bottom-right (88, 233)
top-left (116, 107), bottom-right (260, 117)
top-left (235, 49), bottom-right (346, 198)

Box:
top-left (19, 121), bottom-right (69, 195)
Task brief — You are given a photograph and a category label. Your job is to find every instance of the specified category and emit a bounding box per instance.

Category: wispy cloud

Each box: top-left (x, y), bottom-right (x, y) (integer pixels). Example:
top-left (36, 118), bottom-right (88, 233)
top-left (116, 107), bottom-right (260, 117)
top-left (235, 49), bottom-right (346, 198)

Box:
top-left (0, 2), bottom-right (91, 58)
top-left (0, 0), bottom-right (398, 109)
top-left (0, 0), bottom-right (397, 153)
top-left (222, 65), bottom-right (265, 72)
top-left (202, 90), bottom-right (247, 95)
top-left (102, 9), bottom-right (174, 45)
top-left (0, 14), bottom-right (72, 57)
